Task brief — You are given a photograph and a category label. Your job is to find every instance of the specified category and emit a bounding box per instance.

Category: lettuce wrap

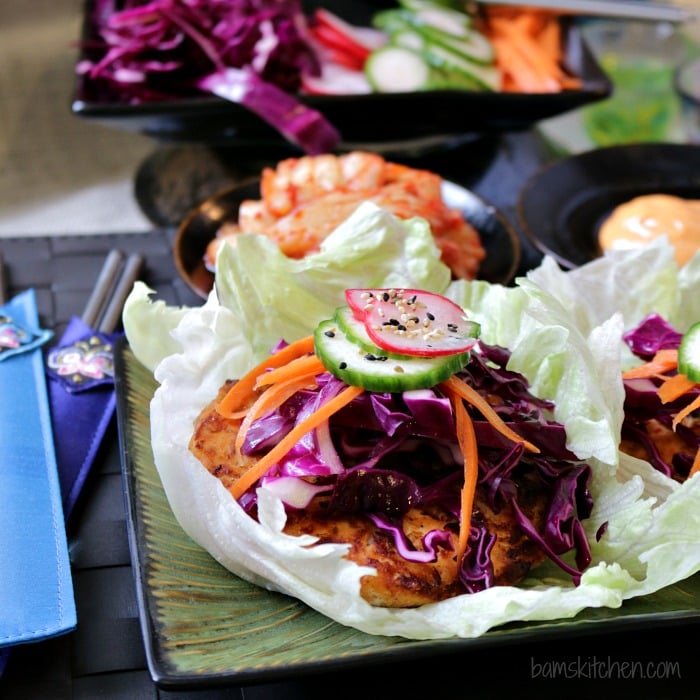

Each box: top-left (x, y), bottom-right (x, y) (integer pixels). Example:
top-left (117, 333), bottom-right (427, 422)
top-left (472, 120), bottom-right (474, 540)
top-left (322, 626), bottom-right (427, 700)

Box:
top-left (123, 204), bottom-right (700, 639)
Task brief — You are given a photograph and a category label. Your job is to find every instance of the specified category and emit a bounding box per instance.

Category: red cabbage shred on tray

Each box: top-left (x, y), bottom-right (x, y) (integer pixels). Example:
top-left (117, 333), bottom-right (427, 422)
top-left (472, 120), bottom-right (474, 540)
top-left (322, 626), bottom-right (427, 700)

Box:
top-left (76, 0), bottom-right (341, 153)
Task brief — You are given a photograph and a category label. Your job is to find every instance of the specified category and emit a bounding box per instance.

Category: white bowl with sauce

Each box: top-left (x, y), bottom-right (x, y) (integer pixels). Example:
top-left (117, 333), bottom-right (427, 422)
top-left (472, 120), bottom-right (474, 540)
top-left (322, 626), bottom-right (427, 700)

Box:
top-left (517, 143), bottom-right (700, 269)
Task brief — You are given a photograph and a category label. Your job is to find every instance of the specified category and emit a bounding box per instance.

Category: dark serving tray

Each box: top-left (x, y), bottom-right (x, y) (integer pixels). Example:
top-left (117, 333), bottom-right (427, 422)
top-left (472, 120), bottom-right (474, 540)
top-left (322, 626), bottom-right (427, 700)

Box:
top-left (115, 340), bottom-right (700, 691)
top-left (71, 1), bottom-right (612, 148)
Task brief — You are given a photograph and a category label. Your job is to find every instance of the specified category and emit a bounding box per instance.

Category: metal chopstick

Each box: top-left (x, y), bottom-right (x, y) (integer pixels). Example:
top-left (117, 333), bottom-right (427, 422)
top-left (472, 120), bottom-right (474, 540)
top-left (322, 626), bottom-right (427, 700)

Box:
top-left (97, 253), bottom-right (144, 333)
top-left (81, 249), bottom-right (125, 328)
top-left (475, 0), bottom-right (697, 23)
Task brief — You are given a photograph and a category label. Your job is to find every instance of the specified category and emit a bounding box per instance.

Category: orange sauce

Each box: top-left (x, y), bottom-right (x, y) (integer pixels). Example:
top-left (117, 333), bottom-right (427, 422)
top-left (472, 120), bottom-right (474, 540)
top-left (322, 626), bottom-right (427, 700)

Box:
top-left (598, 194), bottom-right (700, 266)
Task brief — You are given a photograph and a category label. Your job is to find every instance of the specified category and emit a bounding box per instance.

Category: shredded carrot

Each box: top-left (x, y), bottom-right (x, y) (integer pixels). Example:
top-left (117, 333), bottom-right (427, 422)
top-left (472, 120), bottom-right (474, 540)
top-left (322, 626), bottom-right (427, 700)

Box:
top-left (235, 370), bottom-right (322, 453)
top-left (229, 384), bottom-right (365, 500)
top-left (688, 449), bottom-right (700, 479)
top-left (254, 354), bottom-right (326, 390)
top-left (442, 382), bottom-right (479, 563)
top-left (441, 376), bottom-right (540, 453)
top-left (672, 394), bottom-right (700, 431)
top-left (216, 335), bottom-right (315, 418)
top-left (657, 372), bottom-right (697, 404)
top-left (480, 8), bottom-right (582, 94)
top-left (622, 349), bottom-right (679, 380)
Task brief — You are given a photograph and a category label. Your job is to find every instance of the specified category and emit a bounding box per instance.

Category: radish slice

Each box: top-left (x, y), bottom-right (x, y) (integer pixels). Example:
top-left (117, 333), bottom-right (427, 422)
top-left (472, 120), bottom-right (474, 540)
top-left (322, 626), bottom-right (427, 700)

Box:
top-left (345, 288), bottom-right (479, 357)
top-left (314, 8), bottom-right (388, 52)
top-left (301, 62), bottom-right (371, 95)
top-left (310, 24), bottom-right (371, 65)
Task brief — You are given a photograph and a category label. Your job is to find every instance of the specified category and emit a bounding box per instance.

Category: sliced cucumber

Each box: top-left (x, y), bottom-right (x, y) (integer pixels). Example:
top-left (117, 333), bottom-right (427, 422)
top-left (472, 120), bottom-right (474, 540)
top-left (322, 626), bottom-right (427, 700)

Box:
top-left (372, 9), bottom-right (413, 34)
top-left (422, 43), bottom-right (500, 91)
top-left (334, 306), bottom-right (412, 359)
top-left (364, 44), bottom-right (432, 93)
top-left (314, 318), bottom-right (470, 392)
top-left (391, 29), bottom-right (426, 53)
top-left (421, 25), bottom-right (495, 66)
top-left (397, 0), bottom-right (473, 34)
top-left (678, 321), bottom-right (700, 382)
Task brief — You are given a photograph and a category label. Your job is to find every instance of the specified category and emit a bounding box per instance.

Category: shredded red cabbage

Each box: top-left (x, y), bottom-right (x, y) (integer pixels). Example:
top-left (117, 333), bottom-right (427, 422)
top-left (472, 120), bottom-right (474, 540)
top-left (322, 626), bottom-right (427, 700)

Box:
top-left (77, 0), bottom-right (341, 153)
top-left (622, 312), bottom-right (684, 359)
top-left (621, 313), bottom-right (699, 480)
top-left (240, 339), bottom-right (595, 592)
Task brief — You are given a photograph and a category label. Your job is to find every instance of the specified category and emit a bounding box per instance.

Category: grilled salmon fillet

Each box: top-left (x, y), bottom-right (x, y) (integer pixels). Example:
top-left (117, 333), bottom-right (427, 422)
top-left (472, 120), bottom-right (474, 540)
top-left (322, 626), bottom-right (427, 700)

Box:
top-left (189, 381), bottom-right (549, 608)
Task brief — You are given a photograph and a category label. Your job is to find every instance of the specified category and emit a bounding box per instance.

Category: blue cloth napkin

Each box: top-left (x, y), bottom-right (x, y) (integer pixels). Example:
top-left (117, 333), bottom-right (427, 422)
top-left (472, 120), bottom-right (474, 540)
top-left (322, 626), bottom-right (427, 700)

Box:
top-left (0, 289), bottom-right (76, 649)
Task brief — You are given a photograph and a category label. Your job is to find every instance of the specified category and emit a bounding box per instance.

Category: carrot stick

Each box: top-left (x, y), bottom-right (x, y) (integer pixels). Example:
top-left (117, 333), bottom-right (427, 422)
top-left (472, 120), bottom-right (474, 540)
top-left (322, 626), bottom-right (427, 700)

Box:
top-left (443, 383), bottom-right (479, 563)
top-left (483, 8), bottom-right (581, 93)
top-left (658, 372), bottom-right (697, 404)
top-left (441, 376), bottom-right (540, 453)
top-left (688, 449), bottom-right (700, 479)
top-left (229, 384), bottom-right (365, 500)
top-left (235, 370), bottom-right (322, 452)
top-left (622, 349), bottom-right (679, 380)
top-left (254, 354), bottom-right (326, 389)
top-left (672, 394), bottom-right (700, 431)
top-left (217, 335), bottom-right (315, 417)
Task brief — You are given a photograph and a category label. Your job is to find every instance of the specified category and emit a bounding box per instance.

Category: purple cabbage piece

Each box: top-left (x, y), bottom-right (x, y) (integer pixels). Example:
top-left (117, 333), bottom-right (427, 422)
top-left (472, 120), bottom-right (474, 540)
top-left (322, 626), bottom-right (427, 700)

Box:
top-left (622, 312), bottom-right (684, 359)
top-left (78, 0), bottom-right (340, 153)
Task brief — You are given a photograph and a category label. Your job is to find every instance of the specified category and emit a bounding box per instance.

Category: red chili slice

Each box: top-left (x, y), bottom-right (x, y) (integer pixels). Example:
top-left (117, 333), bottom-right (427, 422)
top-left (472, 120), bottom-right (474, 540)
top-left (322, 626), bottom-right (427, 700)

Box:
top-left (344, 288), bottom-right (479, 357)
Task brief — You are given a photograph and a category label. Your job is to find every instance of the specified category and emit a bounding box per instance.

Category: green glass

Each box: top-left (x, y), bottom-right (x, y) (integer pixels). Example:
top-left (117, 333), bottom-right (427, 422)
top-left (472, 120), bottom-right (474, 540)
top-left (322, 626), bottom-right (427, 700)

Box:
top-left (582, 54), bottom-right (679, 146)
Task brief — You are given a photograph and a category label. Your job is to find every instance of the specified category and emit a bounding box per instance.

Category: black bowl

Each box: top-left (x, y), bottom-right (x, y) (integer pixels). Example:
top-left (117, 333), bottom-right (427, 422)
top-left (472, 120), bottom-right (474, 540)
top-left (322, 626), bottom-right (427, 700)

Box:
top-left (71, 1), bottom-right (611, 150)
top-left (517, 143), bottom-right (700, 269)
top-left (174, 178), bottom-right (521, 299)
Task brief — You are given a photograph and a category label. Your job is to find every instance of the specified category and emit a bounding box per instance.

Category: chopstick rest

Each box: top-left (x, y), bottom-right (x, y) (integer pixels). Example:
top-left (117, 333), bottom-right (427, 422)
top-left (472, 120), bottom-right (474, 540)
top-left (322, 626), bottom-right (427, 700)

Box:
top-left (0, 289), bottom-right (76, 648)
top-left (45, 250), bottom-right (143, 521)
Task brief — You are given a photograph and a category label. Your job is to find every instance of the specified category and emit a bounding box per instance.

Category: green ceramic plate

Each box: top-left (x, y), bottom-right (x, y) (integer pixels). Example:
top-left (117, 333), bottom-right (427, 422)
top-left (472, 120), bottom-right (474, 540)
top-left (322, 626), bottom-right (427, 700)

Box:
top-left (114, 340), bottom-right (700, 689)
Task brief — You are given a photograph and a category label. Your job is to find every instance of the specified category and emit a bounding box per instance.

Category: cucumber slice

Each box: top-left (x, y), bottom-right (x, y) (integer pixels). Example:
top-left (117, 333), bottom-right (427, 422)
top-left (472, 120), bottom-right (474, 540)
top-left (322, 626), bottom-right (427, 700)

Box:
top-left (334, 306), bottom-right (412, 359)
top-left (391, 29), bottom-right (426, 53)
top-left (422, 43), bottom-right (500, 90)
top-left (420, 24), bottom-right (495, 66)
top-left (364, 44), bottom-right (432, 92)
top-left (678, 321), bottom-right (700, 382)
top-left (397, 0), bottom-right (473, 34)
top-left (314, 319), bottom-right (470, 392)
top-left (372, 9), bottom-right (412, 34)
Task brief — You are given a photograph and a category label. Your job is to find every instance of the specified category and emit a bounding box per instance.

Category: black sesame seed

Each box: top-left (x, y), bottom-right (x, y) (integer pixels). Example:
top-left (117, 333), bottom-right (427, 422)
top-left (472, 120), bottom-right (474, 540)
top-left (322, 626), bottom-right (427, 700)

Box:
top-left (382, 292), bottom-right (390, 301)
top-left (324, 330), bottom-right (335, 337)
top-left (339, 362), bottom-right (347, 369)
top-left (397, 324), bottom-right (407, 331)
top-left (427, 312), bottom-right (435, 320)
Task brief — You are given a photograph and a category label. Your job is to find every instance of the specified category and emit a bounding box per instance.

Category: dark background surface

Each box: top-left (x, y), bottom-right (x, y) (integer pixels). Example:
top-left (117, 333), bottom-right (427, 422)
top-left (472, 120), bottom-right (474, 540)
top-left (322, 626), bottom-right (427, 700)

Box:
top-left (1, 131), bottom-right (699, 699)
